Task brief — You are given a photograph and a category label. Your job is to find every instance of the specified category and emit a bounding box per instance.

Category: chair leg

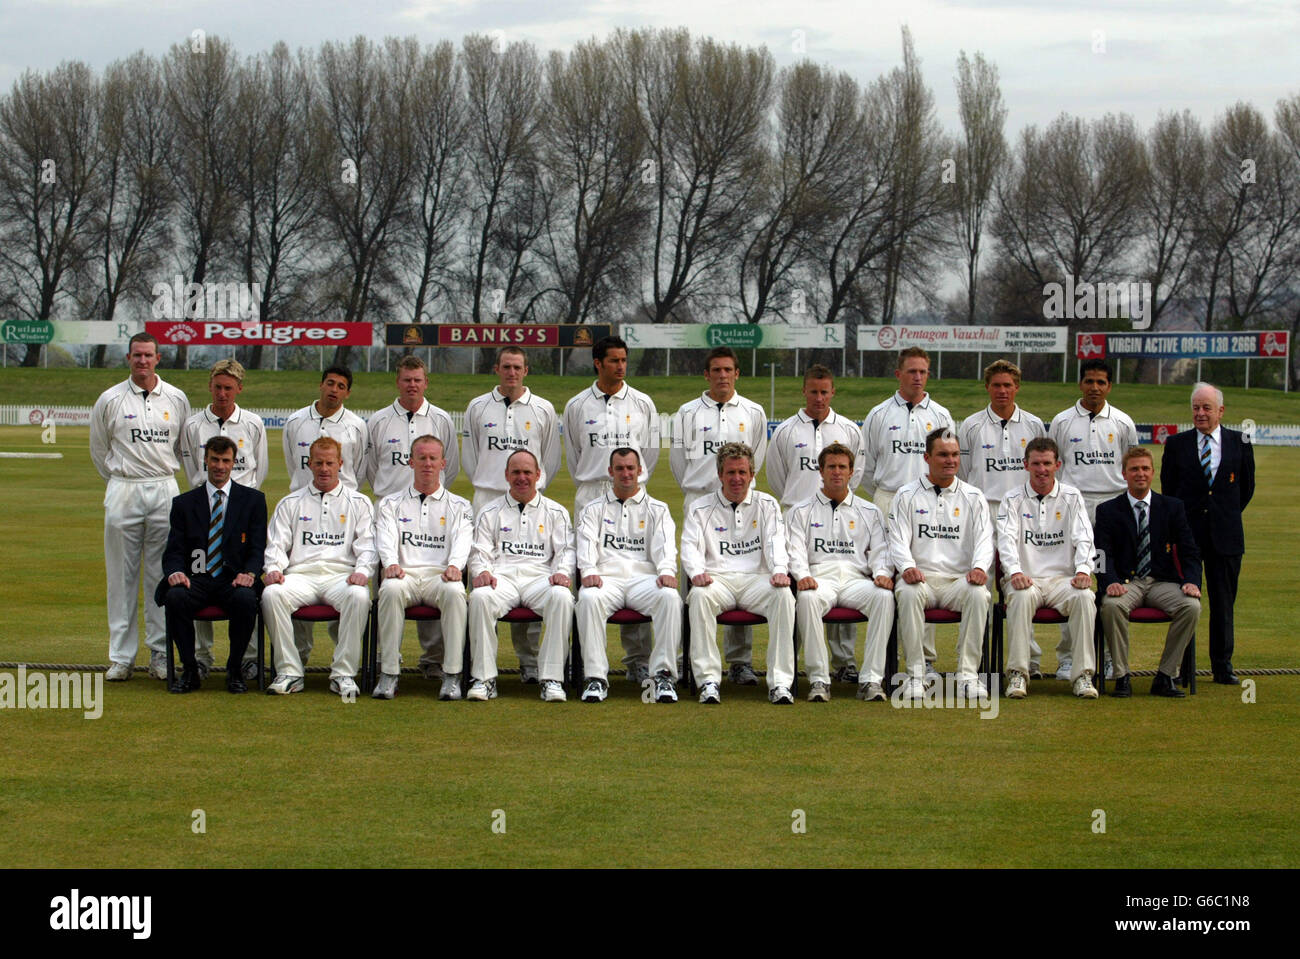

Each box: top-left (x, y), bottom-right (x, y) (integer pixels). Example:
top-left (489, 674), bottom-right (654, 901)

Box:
top-left (1182, 635), bottom-right (1196, 695)
top-left (166, 635), bottom-right (175, 687)
top-left (1093, 610), bottom-right (1106, 696)
top-left (682, 603), bottom-right (696, 695)
top-left (256, 611), bottom-right (265, 692)
top-left (885, 620), bottom-right (899, 694)
top-left (568, 619), bottom-right (582, 693)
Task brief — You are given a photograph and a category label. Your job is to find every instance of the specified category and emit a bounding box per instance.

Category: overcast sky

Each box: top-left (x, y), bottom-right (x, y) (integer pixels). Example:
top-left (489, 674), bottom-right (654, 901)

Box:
top-left (2, 0), bottom-right (1297, 135)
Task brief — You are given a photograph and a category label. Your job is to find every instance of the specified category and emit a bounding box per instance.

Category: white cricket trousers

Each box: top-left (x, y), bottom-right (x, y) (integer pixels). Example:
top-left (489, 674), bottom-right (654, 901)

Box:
top-left (262, 570), bottom-right (370, 680)
top-left (468, 573), bottom-right (574, 683)
top-left (1004, 575), bottom-right (1096, 682)
top-left (576, 481), bottom-right (652, 671)
top-left (875, 487), bottom-right (938, 665)
top-left (895, 574), bottom-right (989, 680)
top-left (795, 568), bottom-right (895, 685)
top-left (473, 489), bottom-right (539, 672)
top-left (105, 475), bottom-right (178, 665)
top-left (376, 569), bottom-right (467, 676)
top-left (687, 573), bottom-right (796, 689)
top-left (576, 574), bottom-right (681, 681)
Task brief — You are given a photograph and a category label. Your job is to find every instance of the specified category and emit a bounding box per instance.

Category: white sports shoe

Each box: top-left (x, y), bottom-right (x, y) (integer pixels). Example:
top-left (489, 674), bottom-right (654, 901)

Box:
top-left (903, 676), bottom-right (927, 700)
top-left (439, 673), bottom-right (462, 701)
top-left (1006, 672), bottom-right (1028, 699)
top-left (769, 685), bottom-right (794, 705)
top-left (1074, 675), bottom-right (1099, 699)
top-left (540, 679), bottom-right (567, 702)
top-left (465, 678), bottom-right (497, 701)
top-left (924, 663), bottom-right (942, 686)
top-left (580, 678), bottom-right (608, 703)
top-left (652, 672), bottom-right (678, 703)
top-left (807, 681), bottom-right (831, 702)
top-left (857, 681), bottom-right (886, 702)
top-left (267, 674), bottom-right (305, 695)
top-left (148, 651), bottom-right (169, 680)
top-left (698, 681), bottom-right (721, 704)
top-left (105, 662), bottom-right (132, 682)
top-left (371, 673), bottom-right (399, 700)
top-left (1055, 657), bottom-right (1073, 681)
top-left (960, 677), bottom-right (990, 701)
top-left (1104, 655), bottom-right (1115, 680)
top-left (330, 676), bottom-right (360, 700)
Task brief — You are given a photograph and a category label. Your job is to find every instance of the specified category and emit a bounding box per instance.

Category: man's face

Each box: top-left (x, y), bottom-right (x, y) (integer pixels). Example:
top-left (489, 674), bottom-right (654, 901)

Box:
top-left (318, 374), bottom-right (351, 414)
top-left (410, 441), bottom-right (445, 489)
top-left (924, 437), bottom-right (961, 484)
top-left (705, 357), bottom-right (739, 401)
top-left (895, 357), bottom-right (929, 401)
top-left (803, 378), bottom-right (834, 419)
top-left (986, 373), bottom-right (1019, 412)
top-left (495, 352), bottom-right (528, 393)
top-left (396, 367), bottom-right (427, 408)
top-left (594, 348), bottom-right (628, 389)
top-left (209, 373), bottom-right (242, 412)
top-left (1079, 370), bottom-right (1112, 412)
top-left (820, 453), bottom-right (852, 500)
top-left (718, 456), bottom-right (753, 504)
top-left (1124, 455), bottom-right (1154, 497)
top-left (1025, 450), bottom-right (1059, 496)
top-left (506, 452), bottom-right (540, 502)
top-left (309, 448), bottom-right (342, 491)
top-left (128, 341), bottom-right (159, 384)
top-left (1191, 388), bottom-right (1224, 434)
top-left (204, 448), bottom-right (236, 487)
top-left (608, 451), bottom-right (641, 499)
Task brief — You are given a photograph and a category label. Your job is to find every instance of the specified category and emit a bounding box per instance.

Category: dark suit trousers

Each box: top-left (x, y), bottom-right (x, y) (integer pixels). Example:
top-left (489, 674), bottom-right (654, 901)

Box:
top-left (1202, 546), bottom-right (1242, 674)
top-left (165, 577), bottom-right (259, 670)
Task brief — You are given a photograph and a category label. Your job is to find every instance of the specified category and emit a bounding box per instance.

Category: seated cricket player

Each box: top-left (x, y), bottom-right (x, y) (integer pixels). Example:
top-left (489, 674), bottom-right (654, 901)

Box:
top-left (786, 442), bottom-right (895, 703)
top-left (466, 450), bottom-right (576, 703)
top-left (373, 435), bottom-right (473, 702)
top-left (262, 437), bottom-right (376, 699)
top-left (575, 447), bottom-right (681, 704)
top-left (680, 442), bottom-right (796, 705)
top-left (996, 437), bottom-right (1099, 699)
top-left (888, 428), bottom-right (993, 701)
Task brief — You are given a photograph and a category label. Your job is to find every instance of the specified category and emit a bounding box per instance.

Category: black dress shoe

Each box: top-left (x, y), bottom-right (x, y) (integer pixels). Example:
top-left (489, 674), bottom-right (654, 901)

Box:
top-left (1150, 671), bottom-right (1186, 698)
top-left (1110, 674), bottom-right (1132, 698)
top-left (226, 675), bottom-right (248, 694)
top-left (170, 666), bottom-right (202, 694)
top-left (1213, 672), bottom-right (1240, 685)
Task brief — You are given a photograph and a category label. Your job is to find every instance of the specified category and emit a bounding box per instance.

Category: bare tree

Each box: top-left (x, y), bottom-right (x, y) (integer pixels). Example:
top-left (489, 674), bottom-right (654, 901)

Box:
top-left (737, 62), bottom-right (859, 325)
top-left (540, 38), bottom-right (649, 325)
top-left (617, 28), bottom-right (773, 326)
top-left (402, 40), bottom-right (465, 330)
top-left (951, 50), bottom-right (1007, 324)
top-left (313, 35), bottom-right (420, 364)
top-left (163, 35), bottom-right (243, 368)
top-left (0, 62), bottom-right (102, 366)
top-left (234, 42), bottom-right (323, 368)
top-left (460, 34), bottom-right (544, 324)
top-left (1136, 110), bottom-right (1205, 328)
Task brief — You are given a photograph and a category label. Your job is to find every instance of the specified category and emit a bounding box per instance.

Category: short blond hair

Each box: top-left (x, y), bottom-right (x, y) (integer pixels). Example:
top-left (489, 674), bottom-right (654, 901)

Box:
top-left (210, 358), bottom-right (245, 383)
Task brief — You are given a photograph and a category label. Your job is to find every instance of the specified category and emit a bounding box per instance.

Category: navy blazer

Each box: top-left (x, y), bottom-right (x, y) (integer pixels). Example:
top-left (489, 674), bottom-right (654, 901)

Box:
top-left (154, 483), bottom-right (268, 606)
top-left (1094, 490), bottom-right (1202, 591)
top-left (1159, 427), bottom-right (1254, 556)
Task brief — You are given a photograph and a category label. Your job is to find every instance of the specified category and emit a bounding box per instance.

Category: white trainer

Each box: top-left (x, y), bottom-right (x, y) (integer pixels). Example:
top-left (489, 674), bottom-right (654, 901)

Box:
top-left (1074, 675), bottom-right (1099, 699)
top-left (698, 681), bottom-right (721, 704)
top-left (330, 676), bottom-right (360, 699)
top-left (148, 651), bottom-right (169, 680)
top-left (1006, 672), bottom-right (1028, 699)
top-left (439, 673), bottom-right (462, 701)
top-left (105, 662), bottom-right (132, 682)
top-left (540, 679), bottom-right (567, 702)
top-left (465, 678), bottom-right (497, 701)
top-left (769, 685), bottom-right (794, 705)
top-left (371, 673), bottom-right (399, 700)
top-left (807, 681), bottom-right (831, 702)
top-left (267, 674), bottom-right (305, 695)
top-left (580, 679), bottom-right (608, 703)
top-left (903, 676), bottom-right (927, 700)
top-left (924, 663), bottom-right (942, 686)
top-left (1055, 657), bottom-right (1073, 681)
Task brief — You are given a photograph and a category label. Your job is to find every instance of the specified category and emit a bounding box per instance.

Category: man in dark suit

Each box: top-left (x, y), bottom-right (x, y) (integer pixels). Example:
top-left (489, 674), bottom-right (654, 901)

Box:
top-left (1160, 383), bottom-right (1255, 684)
top-left (155, 436), bottom-right (268, 693)
top-left (1094, 446), bottom-right (1202, 698)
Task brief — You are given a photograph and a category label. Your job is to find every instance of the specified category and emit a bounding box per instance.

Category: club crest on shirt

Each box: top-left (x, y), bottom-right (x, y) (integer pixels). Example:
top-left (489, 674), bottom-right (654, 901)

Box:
top-left (638, 520), bottom-right (645, 529)
top-left (848, 520), bottom-right (855, 530)
top-left (915, 508), bottom-right (928, 515)
top-left (163, 411), bottom-right (169, 421)
top-left (925, 422), bottom-right (932, 430)
top-left (123, 413), bottom-right (137, 420)
top-left (339, 514), bottom-right (346, 523)
top-left (538, 524), bottom-right (544, 534)
top-left (1055, 511), bottom-right (1062, 521)
top-left (238, 437), bottom-right (244, 447)
top-left (485, 421), bottom-right (497, 428)
top-left (952, 507), bottom-right (960, 517)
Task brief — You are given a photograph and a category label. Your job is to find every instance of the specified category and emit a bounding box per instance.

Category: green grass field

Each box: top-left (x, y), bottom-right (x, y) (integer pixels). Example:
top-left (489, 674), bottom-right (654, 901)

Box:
top-left (1, 368), bottom-right (1297, 868)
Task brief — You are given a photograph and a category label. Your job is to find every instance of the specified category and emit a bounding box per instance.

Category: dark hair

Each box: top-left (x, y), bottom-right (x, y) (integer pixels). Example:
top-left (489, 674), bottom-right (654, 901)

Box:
top-left (609, 446), bottom-right (641, 468)
top-left (803, 363), bottom-right (834, 384)
top-left (204, 436), bottom-right (238, 459)
top-left (925, 427), bottom-right (958, 455)
top-left (1023, 437), bottom-right (1060, 462)
top-left (495, 346), bottom-right (527, 365)
top-left (897, 347), bottom-right (929, 369)
top-left (1079, 358), bottom-right (1113, 384)
top-left (128, 332), bottom-right (158, 352)
top-left (705, 346), bottom-right (739, 369)
top-left (818, 441), bottom-right (854, 470)
top-left (593, 336), bottom-right (627, 362)
top-left (321, 365), bottom-right (353, 390)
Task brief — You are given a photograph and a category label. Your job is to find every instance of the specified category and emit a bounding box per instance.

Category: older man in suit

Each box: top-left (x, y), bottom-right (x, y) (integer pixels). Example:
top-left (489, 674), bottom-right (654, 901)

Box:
top-left (156, 436), bottom-right (268, 693)
top-left (1094, 447), bottom-right (1202, 698)
top-left (1160, 383), bottom-right (1255, 685)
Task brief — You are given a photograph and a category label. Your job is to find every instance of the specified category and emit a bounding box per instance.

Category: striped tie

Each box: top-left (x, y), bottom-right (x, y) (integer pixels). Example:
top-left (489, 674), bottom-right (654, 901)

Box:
top-left (207, 490), bottom-right (225, 575)
top-left (1135, 501), bottom-right (1151, 578)
top-left (1200, 434), bottom-right (1213, 484)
